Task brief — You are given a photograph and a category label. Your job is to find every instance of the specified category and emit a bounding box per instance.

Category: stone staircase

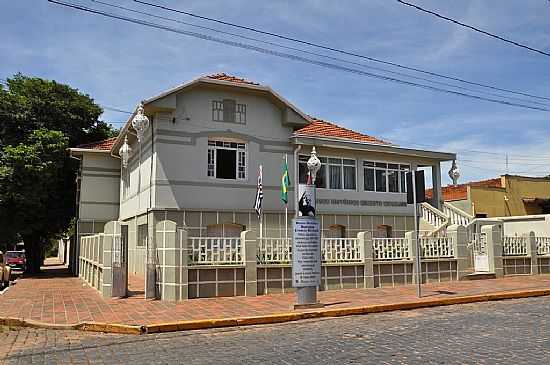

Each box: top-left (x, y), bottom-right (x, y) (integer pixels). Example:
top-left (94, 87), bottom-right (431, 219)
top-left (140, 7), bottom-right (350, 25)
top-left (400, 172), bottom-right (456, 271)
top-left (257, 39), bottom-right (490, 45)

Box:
top-left (419, 202), bottom-right (475, 236)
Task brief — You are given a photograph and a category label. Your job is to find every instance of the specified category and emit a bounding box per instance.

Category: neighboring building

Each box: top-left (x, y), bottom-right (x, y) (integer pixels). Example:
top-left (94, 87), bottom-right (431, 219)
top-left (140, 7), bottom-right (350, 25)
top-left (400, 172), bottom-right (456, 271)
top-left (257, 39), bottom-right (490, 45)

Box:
top-left (69, 73), bottom-right (456, 278)
top-left (427, 175), bottom-right (550, 218)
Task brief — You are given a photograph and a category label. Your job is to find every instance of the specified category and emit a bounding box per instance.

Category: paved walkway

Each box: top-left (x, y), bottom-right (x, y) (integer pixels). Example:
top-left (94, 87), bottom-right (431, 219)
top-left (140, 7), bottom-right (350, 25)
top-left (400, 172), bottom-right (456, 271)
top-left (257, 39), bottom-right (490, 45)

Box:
top-left (2, 260), bottom-right (550, 326)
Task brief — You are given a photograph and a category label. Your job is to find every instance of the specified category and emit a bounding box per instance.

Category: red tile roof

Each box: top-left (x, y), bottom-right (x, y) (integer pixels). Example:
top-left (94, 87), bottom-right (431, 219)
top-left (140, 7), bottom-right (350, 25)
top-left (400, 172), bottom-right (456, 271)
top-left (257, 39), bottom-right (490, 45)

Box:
top-left (426, 177), bottom-right (503, 201)
top-left (205, 73), bottom-right (260, 86)
top-left (76, 137), bottom-right (118, 151)
top-left (294, 118), bottom-right (391, 145)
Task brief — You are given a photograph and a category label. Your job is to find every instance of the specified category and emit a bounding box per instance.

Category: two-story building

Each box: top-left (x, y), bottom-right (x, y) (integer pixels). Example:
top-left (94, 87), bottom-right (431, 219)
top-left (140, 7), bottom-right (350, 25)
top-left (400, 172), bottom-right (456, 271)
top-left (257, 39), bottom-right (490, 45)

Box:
top-left (69, 73), bottom-right (456, 289)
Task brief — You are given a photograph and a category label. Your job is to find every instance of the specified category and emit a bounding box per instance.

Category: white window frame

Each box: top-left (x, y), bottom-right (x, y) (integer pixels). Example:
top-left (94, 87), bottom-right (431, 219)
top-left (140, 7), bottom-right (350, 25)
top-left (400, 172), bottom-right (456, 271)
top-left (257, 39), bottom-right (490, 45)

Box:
top-left (207, 140), bottom-right (247, 181)
top-left (363, 159), bottom-right (409, 194)
top-left (299, 154), bottom-right (357, 191)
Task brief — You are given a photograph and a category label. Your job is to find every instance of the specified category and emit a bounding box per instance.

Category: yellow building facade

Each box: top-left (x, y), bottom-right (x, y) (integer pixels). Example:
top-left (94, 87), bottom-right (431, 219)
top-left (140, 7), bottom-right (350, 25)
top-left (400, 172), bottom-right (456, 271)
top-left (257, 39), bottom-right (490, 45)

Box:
top-left (442, 175), bottom-right (550, 218)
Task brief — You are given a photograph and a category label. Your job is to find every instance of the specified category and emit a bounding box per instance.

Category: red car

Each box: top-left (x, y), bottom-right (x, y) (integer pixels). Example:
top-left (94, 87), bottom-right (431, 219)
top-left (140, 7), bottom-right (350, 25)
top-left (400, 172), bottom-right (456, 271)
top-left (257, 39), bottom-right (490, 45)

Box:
top-left (5, 251), bottom-right (25, 271)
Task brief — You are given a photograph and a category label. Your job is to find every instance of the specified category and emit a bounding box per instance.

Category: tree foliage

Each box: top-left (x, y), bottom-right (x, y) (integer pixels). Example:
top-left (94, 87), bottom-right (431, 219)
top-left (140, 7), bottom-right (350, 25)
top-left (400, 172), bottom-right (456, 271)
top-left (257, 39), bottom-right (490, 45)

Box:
top-left (0, 74), bottom-right (117, 272)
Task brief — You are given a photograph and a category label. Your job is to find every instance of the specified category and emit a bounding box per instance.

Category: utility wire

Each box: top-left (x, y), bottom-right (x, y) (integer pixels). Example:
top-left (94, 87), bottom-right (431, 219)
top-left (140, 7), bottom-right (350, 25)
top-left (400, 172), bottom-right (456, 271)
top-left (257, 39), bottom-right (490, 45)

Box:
top-left (47, 0), bottom-right (550, 112)
top-left (84, 0), bottom-right (550, 108)
top-left (397, 0), bottom-right (550, 58)
top-left (134, 0), bottom-right (550, 101)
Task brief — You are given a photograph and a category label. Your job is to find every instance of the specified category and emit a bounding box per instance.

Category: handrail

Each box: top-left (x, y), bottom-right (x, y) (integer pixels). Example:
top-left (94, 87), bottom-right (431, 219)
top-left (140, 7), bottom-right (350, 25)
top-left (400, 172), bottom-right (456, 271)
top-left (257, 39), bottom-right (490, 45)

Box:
top-left (419, 202), bottom-right (448, 237)
top-left (443, 202), bottom-right (474, 226)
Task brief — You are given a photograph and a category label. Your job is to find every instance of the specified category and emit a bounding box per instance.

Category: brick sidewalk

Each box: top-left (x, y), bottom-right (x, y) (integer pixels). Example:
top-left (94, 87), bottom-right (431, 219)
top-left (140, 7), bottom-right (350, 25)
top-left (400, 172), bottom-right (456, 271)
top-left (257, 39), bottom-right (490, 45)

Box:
top-left (2, 262), bottom-right (550, 326)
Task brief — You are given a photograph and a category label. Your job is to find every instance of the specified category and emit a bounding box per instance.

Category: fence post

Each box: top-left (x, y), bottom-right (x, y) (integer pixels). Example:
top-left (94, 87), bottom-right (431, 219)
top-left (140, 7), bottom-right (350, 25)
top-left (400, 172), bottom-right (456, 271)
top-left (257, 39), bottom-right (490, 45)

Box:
top-left (406, 231), bottom-right (422, 284)
top-left (358, 231), bottom-right (374, 288)
top-left (101, 229), bottom-right (114, 298)
top-left (527, 231), bottom-right (538, 275)
top-left (180, 229), bottom-right (189, 300)
top-left (482, 224), bottom-right (504, 278)
top-left (447, 224), bottom-right (469, 280)
top-left (242, 230), bottom-right (258, 297)
top-left (155, 219), bottom-right (182, 301)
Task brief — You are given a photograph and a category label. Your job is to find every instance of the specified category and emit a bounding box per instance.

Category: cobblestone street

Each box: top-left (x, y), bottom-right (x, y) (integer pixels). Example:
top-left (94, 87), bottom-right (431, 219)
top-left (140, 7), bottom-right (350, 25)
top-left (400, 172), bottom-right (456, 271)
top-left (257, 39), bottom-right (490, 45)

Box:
top-left (1, 296), bottom-right (549, 364)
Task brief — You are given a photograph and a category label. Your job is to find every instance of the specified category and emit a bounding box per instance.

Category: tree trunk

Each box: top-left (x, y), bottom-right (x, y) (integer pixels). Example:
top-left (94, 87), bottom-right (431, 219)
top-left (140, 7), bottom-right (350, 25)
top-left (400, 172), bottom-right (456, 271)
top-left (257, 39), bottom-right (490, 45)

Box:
top-left (23, 236), bottom-right (43, 274)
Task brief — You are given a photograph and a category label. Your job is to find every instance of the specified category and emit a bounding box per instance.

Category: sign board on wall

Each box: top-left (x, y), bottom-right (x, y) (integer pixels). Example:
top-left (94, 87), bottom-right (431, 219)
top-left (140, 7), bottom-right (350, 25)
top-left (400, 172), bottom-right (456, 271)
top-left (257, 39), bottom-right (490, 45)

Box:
top-left (292, 217), bottom-right (321, 287)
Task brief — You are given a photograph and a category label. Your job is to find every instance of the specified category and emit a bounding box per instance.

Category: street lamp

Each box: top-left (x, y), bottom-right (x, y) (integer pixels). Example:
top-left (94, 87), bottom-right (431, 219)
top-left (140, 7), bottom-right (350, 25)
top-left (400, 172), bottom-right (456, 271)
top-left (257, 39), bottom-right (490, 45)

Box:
top-left (448, 160), bottom-right (460, 186)
top-left (118, 136), bottom-right (132, 169)
top-left (131, 102), bottom-right (155, 300)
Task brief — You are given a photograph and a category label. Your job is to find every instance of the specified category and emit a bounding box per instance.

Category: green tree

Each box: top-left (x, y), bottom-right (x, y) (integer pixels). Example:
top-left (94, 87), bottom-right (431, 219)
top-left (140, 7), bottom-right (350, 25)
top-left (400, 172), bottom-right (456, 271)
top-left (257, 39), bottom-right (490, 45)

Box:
top-left (0, 74), bottom-right (117, 273)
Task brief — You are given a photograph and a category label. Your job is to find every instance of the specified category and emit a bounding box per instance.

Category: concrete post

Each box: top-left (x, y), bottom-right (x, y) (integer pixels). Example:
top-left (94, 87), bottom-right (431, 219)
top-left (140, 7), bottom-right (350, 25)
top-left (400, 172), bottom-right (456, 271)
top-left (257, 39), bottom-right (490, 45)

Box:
top-left (431, 162), bottom-right (442, 209)
top-left (358, 231), bottom-right (374, 288)
top-left (406, 231), bottom-right (422, 284)
top-left (482, 224), bottom-right (504, 278)
top-left (527, 231), bottom-right (539, 275)
top-left (101, 223), bottom-right (116, 298)
top-left (447, 224), bottom-right (469, 280)
top-left (155, 219), bottom-right (183, 301)
top-left (180, 229), bottom-right (189, 300)
top-left (242, 230), bottom-right (258, 297)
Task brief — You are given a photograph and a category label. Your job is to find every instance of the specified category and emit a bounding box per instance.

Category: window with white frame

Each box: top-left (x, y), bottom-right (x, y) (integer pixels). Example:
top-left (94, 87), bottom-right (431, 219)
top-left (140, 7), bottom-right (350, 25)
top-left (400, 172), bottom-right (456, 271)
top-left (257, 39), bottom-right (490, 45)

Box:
top-left (207, 140), bottom-right (247, 180)
top-left (363, 161), bottom-right (409, 193)
top-left (298, 155), bottom-right (356, 190)
top-left (212, 99), bottom-right (246, 124)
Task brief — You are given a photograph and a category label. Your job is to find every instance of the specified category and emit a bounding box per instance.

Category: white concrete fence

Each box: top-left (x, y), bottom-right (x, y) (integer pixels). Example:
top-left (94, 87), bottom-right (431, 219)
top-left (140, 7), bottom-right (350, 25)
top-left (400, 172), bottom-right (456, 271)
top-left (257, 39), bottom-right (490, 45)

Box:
top-left (79, 220), bottom-right (550, 301)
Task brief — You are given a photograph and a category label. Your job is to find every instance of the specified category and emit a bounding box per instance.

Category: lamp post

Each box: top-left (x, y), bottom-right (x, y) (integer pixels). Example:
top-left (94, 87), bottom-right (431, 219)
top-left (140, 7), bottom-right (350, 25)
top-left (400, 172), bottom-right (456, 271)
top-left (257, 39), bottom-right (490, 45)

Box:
top-left (131, 102), bottom-right (155, 299)
top-left (293, 147), bottom-right (323, 309)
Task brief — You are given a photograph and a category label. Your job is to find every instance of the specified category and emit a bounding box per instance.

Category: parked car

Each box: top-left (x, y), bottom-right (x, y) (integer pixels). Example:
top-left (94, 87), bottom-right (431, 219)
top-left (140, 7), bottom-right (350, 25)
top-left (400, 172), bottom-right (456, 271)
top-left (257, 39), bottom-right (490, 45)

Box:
top-left (0, 252), bottom-right (11, 288)
top-left (4, 251), bottom-right (25, 271)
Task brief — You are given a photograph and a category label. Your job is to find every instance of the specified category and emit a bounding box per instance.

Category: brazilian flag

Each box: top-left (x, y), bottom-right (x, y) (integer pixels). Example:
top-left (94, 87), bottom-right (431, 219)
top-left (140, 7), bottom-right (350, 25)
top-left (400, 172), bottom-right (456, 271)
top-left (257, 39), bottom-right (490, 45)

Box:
top-left (280, 158), bottom-right (291, 204)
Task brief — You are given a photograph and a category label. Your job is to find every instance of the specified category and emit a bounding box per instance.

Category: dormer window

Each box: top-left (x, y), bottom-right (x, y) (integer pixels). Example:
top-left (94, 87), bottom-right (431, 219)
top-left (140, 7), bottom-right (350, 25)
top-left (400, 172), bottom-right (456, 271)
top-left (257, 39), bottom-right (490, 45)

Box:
top-left (212, 99), bottom-right (246, 124)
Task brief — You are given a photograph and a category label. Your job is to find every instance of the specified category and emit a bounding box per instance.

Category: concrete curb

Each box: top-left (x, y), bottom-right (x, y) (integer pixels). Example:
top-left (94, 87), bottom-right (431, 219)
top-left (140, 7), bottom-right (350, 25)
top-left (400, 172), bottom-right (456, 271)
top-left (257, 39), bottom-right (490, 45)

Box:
top-left (144, 288), bottom-right (550, 334)
top-left (2, 288), bottom-right (549, 335)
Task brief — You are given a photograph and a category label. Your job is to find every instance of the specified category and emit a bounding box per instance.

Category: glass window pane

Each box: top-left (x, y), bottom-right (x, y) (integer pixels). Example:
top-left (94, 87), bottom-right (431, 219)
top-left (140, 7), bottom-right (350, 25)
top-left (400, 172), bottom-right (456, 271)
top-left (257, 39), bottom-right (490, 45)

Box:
top-left (363, 161), bottom-right (374, 167)
top-left (400, 164), bottom-right (410, 171)
top-left (316, 164), bottom-right (327, 188)
top-left (329, 165), bottom-right (342, 189)
top-left (376, 169), bottom-right (387, 192)
top-left (364, 168), bottom-right (374, 191)
top-left (319, 157), bottom-right (327, 163)
top-left (388, 170), bottom-right (399, 192)
top-left (388, 163), bottom-right (398, 170)
top-left (344, 166), bottom-right (356, 190)
top-left (299, 155), bottom-right (309, 162)
top-left (343, 159), bottom-right (355, 166)
top-left (375, 162), bottom-right (387, 168)
top-left (299, 162), bottom-right (308, 184)
top-left (400, 171), bottom-right (406, 192)
top-left (328, 158), bottom-right (341, 164)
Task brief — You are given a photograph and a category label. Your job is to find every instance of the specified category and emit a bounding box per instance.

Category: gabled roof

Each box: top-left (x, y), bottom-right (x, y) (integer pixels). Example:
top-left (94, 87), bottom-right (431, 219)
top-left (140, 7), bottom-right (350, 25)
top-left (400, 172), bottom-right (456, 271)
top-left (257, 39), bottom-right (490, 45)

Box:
top-left (294, 117), bottom-right (391, 146)
top-left (71, 137), bottom-right (118, 153)
top-left (112, 73), bottom-right (311, 153)
top-left (427, 177), bottom-right (503, 201)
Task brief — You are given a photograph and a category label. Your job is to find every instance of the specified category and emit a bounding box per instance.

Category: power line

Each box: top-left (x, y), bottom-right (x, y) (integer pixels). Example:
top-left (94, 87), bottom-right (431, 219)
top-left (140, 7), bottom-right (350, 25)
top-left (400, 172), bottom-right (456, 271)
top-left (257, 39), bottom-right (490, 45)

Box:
top-left (397, 0), bottom-right (550, 58)
top-left (47, 0), bottom-right (550, 112)
top-left (134, 0), bottom-right (550, 102)
top-left (85, 0), bottom-right (550, 108)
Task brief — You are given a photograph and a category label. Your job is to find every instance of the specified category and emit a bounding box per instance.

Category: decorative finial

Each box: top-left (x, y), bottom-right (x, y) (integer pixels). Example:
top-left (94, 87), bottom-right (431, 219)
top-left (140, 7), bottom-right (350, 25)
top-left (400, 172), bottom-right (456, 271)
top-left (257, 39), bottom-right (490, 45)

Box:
top-left (448, 160), bottom-right (460, 185)
top-left (307, 146), bottom-right (322, 184)
top-left (118, 136), bottom-right (132, 168)
top-left (131, 102), bottom-right (150, 142)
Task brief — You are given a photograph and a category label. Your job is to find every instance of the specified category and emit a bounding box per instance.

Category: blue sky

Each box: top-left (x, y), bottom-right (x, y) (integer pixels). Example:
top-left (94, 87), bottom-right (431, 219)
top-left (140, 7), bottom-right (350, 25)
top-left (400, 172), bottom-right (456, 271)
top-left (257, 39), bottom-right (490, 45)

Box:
top-left (2, 0), bottom-right (550, 186)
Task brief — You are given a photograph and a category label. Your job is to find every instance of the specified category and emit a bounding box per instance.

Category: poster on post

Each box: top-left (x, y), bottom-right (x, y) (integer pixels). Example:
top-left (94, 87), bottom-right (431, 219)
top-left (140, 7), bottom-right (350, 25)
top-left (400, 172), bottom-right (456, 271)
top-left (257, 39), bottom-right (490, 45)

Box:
top-left (298, 184), bottom-right (316, 217)
top-left (292, 217), bottom-right (321, 287)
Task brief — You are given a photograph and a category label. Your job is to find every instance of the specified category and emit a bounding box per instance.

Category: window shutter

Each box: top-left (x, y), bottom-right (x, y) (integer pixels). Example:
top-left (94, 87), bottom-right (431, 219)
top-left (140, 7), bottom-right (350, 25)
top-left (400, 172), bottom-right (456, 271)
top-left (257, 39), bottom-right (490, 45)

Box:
top-left (223, 99), bottom-right (236, 122)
